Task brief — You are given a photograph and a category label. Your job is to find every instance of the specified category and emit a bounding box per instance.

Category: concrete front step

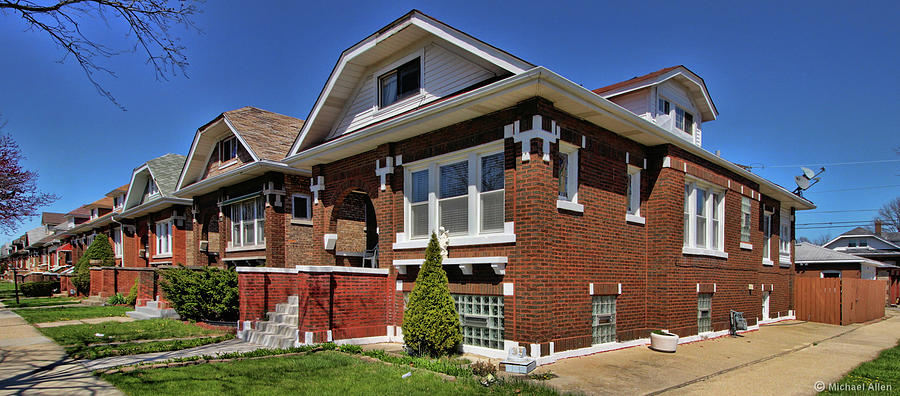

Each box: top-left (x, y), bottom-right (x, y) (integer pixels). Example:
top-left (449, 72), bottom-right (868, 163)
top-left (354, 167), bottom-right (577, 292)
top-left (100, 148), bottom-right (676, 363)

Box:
top-left (239, 295), bottom-right (299, 348)
top-left (126, 302), bottom-right (180, 320)
top-left (82, 296), bottom-right (105, 306)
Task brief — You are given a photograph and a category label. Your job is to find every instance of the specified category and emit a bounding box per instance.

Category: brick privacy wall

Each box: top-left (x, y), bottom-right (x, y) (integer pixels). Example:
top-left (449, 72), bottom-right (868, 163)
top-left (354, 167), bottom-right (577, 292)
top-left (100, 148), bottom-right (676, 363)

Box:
top-left (88, 267), bottom-right (168, 307)
top-left (237, 270), bottom-right (297, 322)
top-left (329, 272), bottom-right (389, 340)
top-left (89, 268), bottom-right (103, 297)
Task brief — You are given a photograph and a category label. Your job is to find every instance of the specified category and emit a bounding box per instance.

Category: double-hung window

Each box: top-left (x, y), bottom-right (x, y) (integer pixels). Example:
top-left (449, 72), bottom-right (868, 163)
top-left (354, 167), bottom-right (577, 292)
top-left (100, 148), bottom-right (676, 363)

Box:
top-left (147, 179), bottom-right (159, 197)
top-left (675, 106), bottom-right (694, 134)
top-left (779, 209), bottom-right (791, 264)
top-left (112, 227), bottom-right (123, 258)
top-left (220, 136), bottom-right (237, 163)
top-left (741, 197), bottom-right (752, 244)
top-left (684, 181), bottom-right (724, 255)
top-left (404, 146), bottom-right (505, 241)
top-left (379, 58), bottom-right (420, 108)
top-left (230, 196), bottom-right (266, 248)
top-left (155, 220), bottom-right (172, 256)
top-left (626, 166), bottom-right (641, 217)
top-left (556, 143), bottom-right (581, 211)
top-left (658, 98), bottom-right (670, 116)
top-left (763, 210), bottom-right (773, 264)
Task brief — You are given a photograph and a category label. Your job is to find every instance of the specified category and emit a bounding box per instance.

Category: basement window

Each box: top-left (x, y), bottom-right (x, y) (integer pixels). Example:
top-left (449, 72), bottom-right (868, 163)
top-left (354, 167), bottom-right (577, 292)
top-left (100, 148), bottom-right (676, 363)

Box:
top-left (698, 293), bottom-right (712, 333)
top-left (592, 295), bottom-right (617, 344)
top-left (453, 294), bottom-right (504, 350)
top-left (379, 58), bottom-right (420, 108)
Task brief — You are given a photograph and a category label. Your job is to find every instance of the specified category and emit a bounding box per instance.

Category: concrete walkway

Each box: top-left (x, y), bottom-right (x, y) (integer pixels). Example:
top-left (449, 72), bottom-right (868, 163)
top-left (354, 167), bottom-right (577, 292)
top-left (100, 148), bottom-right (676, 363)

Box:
top-left (540, 310), bottom-right (900, 395)
top-left (34, 316), bottom-right (134, 328)
top-left (0, 309), bottom-right (122, 395)
top-left (82, 338), bottom-right (264, 371)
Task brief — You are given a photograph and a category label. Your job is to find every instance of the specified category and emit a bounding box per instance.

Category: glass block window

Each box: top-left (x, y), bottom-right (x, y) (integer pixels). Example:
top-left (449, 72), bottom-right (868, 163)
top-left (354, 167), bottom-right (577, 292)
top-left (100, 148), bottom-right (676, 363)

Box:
top-left (592, 295), bottom-right (616, 344)
top-left (452, 294), bottom-right (504, 349)
top-left (698, 293), bottom-right (712, 333)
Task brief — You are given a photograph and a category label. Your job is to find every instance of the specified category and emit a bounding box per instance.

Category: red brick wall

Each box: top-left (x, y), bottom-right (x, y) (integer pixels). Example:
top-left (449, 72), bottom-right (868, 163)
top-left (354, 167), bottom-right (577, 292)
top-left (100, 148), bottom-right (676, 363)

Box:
top-left (238, 270), bottom-right (296, 322)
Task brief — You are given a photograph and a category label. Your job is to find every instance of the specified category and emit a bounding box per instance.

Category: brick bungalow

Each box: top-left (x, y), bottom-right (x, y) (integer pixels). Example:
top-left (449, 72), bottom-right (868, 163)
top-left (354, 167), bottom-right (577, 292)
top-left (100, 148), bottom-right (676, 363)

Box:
top-left (227, 10), bottom-right (815, 364)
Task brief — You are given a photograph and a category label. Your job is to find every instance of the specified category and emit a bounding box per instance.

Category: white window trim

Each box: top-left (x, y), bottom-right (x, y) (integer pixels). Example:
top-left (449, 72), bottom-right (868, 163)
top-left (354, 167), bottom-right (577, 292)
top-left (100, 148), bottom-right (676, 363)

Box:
top-left (228, 196), bottom-right (266, 249)
top-left (291, 193), bottom-right (312, 220)
top-left (372, 49), bottom-right (426, 113)
top-left (147, 179), bottom-right (160, 197)
top-left (763, 210), bottom-right (773, 265)
top-left (556, 142), bottom-right (583, 212)
top-left (155, 220), bottom-right (173, 258)
top-left (779, 208), bottom-right (792, 266)
top-left (626, 165), bottom-right (643, 224)
top-left (740, 196), bottom-right (752, 246)
top-left (683, 177), bottom-right (727, 259)
top-left (113, 227), bottom-right (123, 258)
top-left (396, 141), bottom-right (515, 249)
top-left (219, 136), bottom-right (238, 166)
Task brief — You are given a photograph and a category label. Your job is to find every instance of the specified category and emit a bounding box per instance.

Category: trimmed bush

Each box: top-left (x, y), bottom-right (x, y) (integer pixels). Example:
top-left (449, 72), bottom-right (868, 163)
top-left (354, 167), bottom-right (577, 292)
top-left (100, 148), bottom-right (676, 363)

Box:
top-left (107, 292), bottom-right (127, 305)
top-left (72, 235), bottom-right (114, 294)
top-left (125, 278), bottom-right (139, 306)
top-left (20, 281), bottom-right (58, 297)
top-left (401, 233), bottom-right (462, 357)
top-left (159, 266), bottom-right (238, 321)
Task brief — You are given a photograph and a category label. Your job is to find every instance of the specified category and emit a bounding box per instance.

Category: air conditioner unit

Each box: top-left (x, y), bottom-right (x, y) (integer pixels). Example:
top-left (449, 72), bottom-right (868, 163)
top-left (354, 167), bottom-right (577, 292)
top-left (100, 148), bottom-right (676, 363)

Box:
top-left (199, 240), bottom-right (209, 252)
top-left (138, 249), bottom-right (146, 258)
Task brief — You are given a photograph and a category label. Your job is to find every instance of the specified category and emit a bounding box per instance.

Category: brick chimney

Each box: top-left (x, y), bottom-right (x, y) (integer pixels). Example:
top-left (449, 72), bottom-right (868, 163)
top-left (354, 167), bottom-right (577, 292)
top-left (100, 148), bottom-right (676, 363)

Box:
top-left (875, 219), bottom-right (883, 236)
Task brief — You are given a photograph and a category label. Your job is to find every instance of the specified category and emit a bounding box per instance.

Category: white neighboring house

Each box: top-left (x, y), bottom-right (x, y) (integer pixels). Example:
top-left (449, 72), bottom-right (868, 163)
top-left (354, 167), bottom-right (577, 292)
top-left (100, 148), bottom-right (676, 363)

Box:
top-left (796, 242), bottom-right (895, 280)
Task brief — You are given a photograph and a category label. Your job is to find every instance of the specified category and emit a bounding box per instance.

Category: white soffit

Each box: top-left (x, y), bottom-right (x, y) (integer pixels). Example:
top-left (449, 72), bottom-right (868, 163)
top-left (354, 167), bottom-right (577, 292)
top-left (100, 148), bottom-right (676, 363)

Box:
top-left (288, 10), bottom-right (533, 156)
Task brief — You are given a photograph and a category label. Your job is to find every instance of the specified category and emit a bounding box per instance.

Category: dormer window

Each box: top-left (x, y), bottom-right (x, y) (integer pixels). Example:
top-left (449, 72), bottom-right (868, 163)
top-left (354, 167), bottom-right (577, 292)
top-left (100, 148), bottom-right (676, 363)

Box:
top-left (379, 58), bottom-right (420, 108)
top-left (675, 106), bottom-right (693, 134)
top-left (147, 179), bottom-right (159, 196)
top-left (220, 136), bottom-right (237, 163)
top-left (658, 98), bottom-right (670, 115)
top-left (90, 209), bottom-right (98, 219)
top-left (113, 195), bottom-right (124, 209)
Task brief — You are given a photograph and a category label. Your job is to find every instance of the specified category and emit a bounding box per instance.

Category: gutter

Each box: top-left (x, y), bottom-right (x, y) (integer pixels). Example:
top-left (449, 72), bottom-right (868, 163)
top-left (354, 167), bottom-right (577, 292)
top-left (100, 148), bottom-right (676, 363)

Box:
top-left (285, 67), bottom-right (813, 209)
top-left (115, 197), bottom-right (193, 220)
top-left (174, 160), bottom-right (310, 198)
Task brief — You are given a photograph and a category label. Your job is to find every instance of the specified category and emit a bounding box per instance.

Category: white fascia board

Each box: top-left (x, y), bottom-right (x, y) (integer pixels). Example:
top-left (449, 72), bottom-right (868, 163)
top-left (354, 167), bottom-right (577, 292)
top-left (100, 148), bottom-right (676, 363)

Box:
top-left (600, 68), bottom-right (717, 121)
top-left (286, 66), bottom-right (812, 210)
top-left (222, 116), bottom-right (261, 162)
top-left (175, 126), bottom-right (204, 192)
top-left (173, 161), bottom-right (310, 198)
top-left (122, 164), bottom-right (149, 211)
top-left (287, 10), bottom-right (532, 157)
top-left (116, 197), bottom-right (193, 220)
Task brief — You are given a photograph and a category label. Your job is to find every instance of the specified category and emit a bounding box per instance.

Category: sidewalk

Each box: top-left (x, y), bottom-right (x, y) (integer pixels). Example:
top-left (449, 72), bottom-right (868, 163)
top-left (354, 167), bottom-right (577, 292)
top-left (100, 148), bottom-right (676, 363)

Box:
top-left (82, 338), bottom-right (263, 371)
top-left (0, 309), bottom-right (122, 395)
top-left (540, 310), bottom-right (900, 395)
top-left (34, 316), bottom-right (133, 328)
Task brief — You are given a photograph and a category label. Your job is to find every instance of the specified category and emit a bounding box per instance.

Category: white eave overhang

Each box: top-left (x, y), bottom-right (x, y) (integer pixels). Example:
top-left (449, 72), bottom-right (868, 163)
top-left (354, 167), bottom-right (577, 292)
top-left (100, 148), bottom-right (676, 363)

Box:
top-left (284, 66), bottom-right (814, 210)
top-left (116, 197), bottom-right (193, 220)
top-left (174, 160), bottom-right (310, 198)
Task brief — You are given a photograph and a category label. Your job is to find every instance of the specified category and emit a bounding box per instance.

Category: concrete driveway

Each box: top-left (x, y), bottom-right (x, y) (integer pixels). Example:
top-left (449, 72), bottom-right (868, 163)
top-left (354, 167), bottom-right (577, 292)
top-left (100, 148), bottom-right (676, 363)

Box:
top-left (540, 310), bottom-right (900, 395)
top-left (0, 309), bottom-right (122, 395)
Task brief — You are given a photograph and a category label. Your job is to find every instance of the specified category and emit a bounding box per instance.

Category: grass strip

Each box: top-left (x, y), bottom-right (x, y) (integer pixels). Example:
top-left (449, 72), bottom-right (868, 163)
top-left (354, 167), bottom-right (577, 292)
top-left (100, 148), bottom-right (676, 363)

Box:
top-left (68, 334), bottom-right (235, 359)
top-left (39, 318), bottom-right (223, 346)
top-left (13, 305), bottom-right (130, 323)
top-left (101, 350), bottom-right (560, 396)
top-left (2, 296), bottom-right (81, 308)
top-left (821, 341), bottom-right (900, 394)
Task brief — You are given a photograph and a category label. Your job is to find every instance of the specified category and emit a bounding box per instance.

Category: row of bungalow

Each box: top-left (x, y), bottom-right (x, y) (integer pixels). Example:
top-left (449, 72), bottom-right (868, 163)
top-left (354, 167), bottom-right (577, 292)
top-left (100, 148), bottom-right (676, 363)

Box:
top-left (1, 10), bottom-right (817, 364)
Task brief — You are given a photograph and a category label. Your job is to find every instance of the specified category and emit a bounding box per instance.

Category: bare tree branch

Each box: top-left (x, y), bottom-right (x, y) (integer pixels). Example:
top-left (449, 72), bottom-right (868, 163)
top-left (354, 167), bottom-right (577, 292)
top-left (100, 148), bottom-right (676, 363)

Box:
top-left (0, 120), bottom-right (59, 234)
top-left (877, 197), bottom-right (900, 233)
top-left (1, 0), bottom-right (201, 110)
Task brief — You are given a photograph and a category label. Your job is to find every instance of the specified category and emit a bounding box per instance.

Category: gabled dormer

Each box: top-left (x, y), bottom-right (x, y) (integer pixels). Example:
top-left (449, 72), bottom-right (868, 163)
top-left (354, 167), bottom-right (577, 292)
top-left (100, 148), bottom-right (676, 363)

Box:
top-left (593, 65), bottom-right (717, 147)
top-left (104, 184), bottom-right (129, 212)
top-left (287, 9), bottom-right (533, 155)
top-left (120, 154), bottom-right (188, 216)
top-left (175, 107), bottom-right (304, 196)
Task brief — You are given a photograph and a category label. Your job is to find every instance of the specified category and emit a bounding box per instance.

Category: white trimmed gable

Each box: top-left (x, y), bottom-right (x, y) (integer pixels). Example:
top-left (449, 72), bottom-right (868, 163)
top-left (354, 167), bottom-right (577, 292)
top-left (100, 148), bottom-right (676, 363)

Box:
top-left (288, 10), bottom-right (533, 155)
top-left (176, 119), bottom-right (258, 191)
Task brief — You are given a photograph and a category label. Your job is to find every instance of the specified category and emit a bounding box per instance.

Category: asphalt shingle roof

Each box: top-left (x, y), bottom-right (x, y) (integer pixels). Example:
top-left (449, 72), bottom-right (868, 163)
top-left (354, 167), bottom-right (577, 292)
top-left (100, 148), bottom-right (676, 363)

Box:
top-left (222, 107), bottom-right (304, 161)
top-left (41, 212), bottom-right (66, 226)
top-left (146, 153), bottom-right (187, 197)
top-left (796, 242), bottom-right (896, 268)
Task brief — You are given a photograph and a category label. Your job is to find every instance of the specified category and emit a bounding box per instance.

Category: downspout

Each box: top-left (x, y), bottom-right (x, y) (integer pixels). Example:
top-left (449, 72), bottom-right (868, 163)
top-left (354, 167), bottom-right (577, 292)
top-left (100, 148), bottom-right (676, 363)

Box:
top-left (111, 213), bottom-right (125, 268)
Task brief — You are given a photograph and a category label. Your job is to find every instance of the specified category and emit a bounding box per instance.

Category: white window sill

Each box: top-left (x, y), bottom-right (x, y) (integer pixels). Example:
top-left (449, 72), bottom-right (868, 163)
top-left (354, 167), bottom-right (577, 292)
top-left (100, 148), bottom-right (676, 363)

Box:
top-left (682, 247), bottom-right (728, 259)
top-left (218, 159), bottom-right (238, 170)
top-left (625, 214), bottom-right (646, 225)
top-left (154, 254), bottom-right (172, 259)
top-left (226, 245), bottom-right (266, 253)
top-left (290, 219), bottom-right (313, 226)
top-left (393, 233), bottom-right (515, 250)
top-left (779, 255), bottom-right (791, 268)
top-left (740, 242), bottom-right (753, 250)
top-left (557, 199), bottom-right (584, 213)
top-left (762, 259), bottom-right (774, 266)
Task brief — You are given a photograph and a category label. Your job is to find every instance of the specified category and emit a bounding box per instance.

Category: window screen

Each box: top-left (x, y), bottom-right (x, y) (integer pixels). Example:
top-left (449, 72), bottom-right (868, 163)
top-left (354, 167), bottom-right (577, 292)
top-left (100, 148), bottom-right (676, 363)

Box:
top-left (480, 153), bottom-right (504, 233)
top-left (439, 161), bottom-right (468, 235)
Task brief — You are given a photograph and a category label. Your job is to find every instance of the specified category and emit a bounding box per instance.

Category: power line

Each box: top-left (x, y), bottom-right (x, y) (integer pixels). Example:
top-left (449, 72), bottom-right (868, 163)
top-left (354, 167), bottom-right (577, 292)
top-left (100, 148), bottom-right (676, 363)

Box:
top-left (796, 224), bottom-right (875, 230)
top-left (805, 184), bottom-right (900, 193)
top-left (800, 209), bottom-right (879, 214)
top-left (797, 220), bottom-right (878, 226)
top-left (765, 159), bottom-right (900, 168)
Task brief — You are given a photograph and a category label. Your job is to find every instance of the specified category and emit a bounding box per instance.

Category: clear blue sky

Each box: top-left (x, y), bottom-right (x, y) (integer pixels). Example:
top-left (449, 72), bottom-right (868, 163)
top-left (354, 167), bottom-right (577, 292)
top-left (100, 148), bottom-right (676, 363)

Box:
top-left (1, 0), bottom-right (898, 243)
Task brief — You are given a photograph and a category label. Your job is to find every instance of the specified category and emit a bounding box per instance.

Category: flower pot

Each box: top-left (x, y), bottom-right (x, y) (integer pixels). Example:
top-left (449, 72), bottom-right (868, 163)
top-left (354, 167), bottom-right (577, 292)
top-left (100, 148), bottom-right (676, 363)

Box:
top-left (650, 332), bottom-right (678, 352)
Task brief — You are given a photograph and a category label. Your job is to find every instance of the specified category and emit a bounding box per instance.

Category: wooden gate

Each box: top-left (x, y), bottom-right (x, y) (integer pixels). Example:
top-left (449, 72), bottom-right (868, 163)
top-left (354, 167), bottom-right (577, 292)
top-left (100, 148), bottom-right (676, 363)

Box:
top-left (794, 277), bottom-right (886, 325)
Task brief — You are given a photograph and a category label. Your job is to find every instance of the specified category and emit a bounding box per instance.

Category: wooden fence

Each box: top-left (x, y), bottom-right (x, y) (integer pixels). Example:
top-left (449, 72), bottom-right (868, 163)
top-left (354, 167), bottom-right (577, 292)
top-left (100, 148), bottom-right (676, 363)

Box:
top-left (795, 277), bottom-right (886, 325)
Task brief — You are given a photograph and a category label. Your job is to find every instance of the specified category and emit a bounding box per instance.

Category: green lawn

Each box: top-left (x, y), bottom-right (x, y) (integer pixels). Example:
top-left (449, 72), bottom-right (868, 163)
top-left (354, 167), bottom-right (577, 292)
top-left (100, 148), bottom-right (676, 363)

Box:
top-left (102, 351), bottom-right (560, 396)
top-left (67, 334), bottom-right (234, 360)
top-left (2, 296), bottom-right (81, 308)
top-left (13, 305), bottom-right (131, 324)
top-left (822, 341), bottom-right (900, 395)
top-left (39, 318), bottom-right (223, 346)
